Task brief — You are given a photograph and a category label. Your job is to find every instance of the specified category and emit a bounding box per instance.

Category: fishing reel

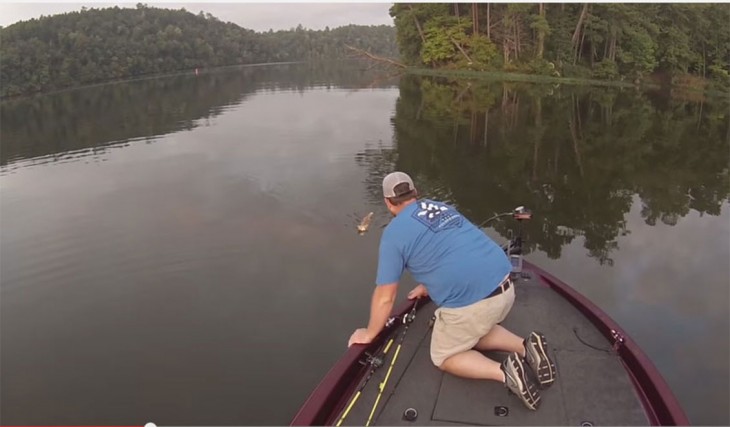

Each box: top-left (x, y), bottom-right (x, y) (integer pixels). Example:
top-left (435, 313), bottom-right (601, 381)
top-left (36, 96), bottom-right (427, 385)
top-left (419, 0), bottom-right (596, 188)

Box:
top-left (402, 300), bottom-right (419, 325)
top-left (360, 352), bottom-right (385, 369)
top-left (385, 316), bottom-right (397, 328)
top-left (402, 310), bottom-right (416, 325)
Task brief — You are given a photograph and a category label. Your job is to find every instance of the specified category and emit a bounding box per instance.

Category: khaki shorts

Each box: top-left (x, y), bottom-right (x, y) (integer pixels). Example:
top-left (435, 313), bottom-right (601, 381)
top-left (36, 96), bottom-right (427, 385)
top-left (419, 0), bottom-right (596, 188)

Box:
top-left (430, 282), bottom-right (516, 367)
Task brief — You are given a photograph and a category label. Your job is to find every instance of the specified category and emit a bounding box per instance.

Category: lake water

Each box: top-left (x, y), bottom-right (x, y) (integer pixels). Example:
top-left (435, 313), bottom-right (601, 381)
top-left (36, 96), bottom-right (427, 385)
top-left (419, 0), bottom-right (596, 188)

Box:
top-left (1, 63), bottom-right (728, 425)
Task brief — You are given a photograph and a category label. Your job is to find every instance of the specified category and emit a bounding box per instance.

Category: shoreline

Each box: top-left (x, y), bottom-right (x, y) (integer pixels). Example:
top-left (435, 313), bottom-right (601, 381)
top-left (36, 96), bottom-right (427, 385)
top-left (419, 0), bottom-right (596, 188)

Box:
top-left (406, 67), bottom-right (728, 99)
top-left (0, 61), bottom-right (304, 102)
top-left (3, 61), bottom-right (726, 102)
top-left (407, 67), bottom-right (636, 89)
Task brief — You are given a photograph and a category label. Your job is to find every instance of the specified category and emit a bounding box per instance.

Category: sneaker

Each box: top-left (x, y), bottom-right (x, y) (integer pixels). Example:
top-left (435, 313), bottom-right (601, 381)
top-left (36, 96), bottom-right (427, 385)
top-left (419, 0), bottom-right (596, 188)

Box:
top-left (524, 331), bottom-right (557, 388)
top-left (501, 352), bottom-right (541, 411)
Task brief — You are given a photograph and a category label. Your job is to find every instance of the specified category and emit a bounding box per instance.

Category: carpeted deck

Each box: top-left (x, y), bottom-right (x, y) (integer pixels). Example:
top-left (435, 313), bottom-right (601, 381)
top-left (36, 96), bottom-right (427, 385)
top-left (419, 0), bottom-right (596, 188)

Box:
top-left (336, 270), bottom-right (649, 426)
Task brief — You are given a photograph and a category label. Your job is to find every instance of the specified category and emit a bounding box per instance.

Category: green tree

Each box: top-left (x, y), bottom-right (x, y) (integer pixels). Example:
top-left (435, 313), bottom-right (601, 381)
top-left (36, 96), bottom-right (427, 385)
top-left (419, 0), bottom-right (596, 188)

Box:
top-left (0, 6), bottom-right (398, 97)
top-left (388, 3), bottom-right (730, 88)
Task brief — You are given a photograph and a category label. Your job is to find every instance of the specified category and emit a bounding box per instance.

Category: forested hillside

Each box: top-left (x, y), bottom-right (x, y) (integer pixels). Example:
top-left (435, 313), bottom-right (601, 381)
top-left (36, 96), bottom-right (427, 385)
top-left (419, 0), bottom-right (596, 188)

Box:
top-left (4, 3), bottom-right (727, 98)
top-left (0, 4), bottom-right (397, 97)
top-left (389, 3), bottom-right (730, 90)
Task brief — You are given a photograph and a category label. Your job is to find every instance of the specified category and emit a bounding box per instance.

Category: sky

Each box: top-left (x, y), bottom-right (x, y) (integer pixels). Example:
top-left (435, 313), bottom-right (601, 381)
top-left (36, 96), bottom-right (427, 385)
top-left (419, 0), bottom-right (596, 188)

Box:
top-left (0, 2), bottom-right (395, 31)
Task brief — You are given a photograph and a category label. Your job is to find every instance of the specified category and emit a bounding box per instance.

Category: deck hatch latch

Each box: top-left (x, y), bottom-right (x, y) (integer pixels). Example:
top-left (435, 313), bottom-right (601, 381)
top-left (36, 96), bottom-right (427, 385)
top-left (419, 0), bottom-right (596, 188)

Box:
top-left (494, 406), bottom-right (509, 417)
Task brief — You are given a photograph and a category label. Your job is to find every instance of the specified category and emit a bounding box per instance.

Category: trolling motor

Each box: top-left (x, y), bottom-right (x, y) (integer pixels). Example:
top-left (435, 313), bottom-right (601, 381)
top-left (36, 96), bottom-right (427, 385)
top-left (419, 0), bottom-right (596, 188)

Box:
top-left (505, 206), bottom-right (531, 277)
top-left (505, 206), bottom-right (531, 254)
top-left (480, 206), bottom-right (532, 277)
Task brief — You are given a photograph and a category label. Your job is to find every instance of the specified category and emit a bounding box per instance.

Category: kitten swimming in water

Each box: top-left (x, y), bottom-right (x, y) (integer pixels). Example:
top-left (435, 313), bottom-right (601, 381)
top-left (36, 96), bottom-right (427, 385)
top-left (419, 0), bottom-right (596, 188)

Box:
top-left (357, 212), bottom-right (374, 234)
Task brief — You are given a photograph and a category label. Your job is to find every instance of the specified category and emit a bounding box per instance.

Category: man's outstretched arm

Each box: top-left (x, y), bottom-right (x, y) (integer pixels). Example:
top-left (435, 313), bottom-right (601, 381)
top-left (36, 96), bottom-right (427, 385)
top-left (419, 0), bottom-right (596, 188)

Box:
top-left (348, 282), bottom-right (398, 347)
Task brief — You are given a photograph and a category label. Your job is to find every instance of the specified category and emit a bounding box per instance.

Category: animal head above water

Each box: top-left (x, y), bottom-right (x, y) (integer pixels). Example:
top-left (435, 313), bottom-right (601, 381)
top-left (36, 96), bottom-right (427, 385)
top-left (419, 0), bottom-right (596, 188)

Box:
top-left (357, 212), bottom-right (375, 233)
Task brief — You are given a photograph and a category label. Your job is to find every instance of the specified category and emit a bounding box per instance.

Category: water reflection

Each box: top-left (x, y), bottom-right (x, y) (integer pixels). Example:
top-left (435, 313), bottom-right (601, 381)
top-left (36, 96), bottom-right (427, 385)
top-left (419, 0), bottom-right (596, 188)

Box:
top-left (357, 75), bottom-right (730, 264)
top-left (0, 64), bottom-right (400, 425)
top-left (0, 61), bottom-right (397, 170)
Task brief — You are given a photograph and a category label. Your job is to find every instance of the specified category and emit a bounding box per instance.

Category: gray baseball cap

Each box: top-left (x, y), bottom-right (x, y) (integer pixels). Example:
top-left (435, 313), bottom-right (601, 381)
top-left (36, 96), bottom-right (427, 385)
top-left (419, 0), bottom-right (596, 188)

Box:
top-left (382, 171), bottom-right (416, 198)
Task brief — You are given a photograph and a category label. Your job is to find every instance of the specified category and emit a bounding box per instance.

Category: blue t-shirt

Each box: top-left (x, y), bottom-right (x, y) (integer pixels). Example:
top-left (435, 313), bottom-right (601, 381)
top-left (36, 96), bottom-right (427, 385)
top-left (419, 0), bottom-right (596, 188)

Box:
top-left (376, 199), bottom-right (511, 308)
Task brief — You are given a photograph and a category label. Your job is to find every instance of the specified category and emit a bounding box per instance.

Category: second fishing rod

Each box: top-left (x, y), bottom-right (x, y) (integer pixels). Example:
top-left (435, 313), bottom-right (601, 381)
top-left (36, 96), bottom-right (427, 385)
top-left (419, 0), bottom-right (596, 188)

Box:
top-left (335, 298), bottom-right (420, 426)
top-left (365, 298), bottom-right (419, 426)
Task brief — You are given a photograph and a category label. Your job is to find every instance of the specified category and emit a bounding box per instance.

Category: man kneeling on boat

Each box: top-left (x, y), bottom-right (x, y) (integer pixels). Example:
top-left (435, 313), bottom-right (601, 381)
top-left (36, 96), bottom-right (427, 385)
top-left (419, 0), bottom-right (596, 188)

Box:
top-left (348, 171), bottom-right (557, 411)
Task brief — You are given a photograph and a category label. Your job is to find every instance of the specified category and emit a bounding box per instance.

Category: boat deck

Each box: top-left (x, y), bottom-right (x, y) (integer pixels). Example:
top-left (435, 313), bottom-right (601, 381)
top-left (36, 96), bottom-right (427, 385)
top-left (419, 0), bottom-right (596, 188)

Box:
top-left (335, 269), bottom-right (650, 426)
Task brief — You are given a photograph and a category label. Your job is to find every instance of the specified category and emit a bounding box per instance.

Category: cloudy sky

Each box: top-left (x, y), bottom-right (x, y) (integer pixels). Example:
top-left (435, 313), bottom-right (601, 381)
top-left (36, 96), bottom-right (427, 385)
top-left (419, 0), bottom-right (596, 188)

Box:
top-left (0, 2), bottom-right (395, 31)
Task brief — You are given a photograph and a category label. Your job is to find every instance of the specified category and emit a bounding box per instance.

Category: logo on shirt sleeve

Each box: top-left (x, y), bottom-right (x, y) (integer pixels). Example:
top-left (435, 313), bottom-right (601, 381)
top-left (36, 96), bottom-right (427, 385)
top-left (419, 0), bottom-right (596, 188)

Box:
top-left (412, 201), bottom-right (463, 232)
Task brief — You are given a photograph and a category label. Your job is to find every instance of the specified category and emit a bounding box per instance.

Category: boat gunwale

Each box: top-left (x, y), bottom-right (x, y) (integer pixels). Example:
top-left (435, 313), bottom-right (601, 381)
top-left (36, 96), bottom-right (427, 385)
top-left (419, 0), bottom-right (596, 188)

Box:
top-left (290, 261), bottom-right (690, 426)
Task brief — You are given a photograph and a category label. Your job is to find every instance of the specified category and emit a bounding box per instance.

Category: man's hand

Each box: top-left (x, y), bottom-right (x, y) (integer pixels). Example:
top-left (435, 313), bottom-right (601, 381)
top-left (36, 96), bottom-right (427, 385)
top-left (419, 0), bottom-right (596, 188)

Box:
top-left (348, 328), bottom-right (374, 347)
top-left (349, 283), bottom-right (397, 348)
top-left (407, 284), bottom-right (428, 300)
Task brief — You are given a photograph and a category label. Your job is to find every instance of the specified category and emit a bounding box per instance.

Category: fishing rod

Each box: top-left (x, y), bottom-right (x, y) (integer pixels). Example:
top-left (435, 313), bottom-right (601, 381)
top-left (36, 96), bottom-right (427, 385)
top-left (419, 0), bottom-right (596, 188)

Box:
top-left (477, 211), bottom-right (514, 228)
top-left (335, 315), bottom-right (399, 426)
top-left (477, 206), bottom-right (531, 253)
top-left (365, 299), bottom-right (419, 427)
